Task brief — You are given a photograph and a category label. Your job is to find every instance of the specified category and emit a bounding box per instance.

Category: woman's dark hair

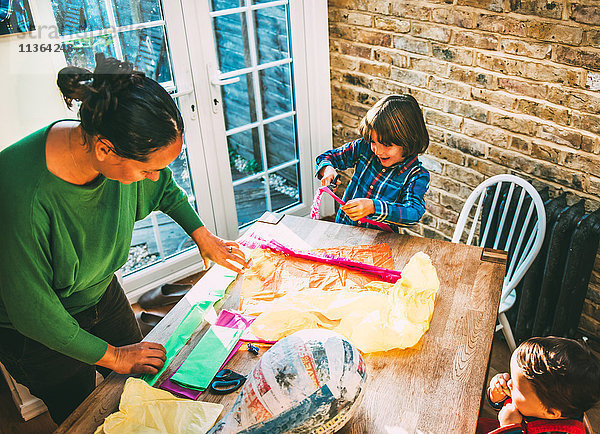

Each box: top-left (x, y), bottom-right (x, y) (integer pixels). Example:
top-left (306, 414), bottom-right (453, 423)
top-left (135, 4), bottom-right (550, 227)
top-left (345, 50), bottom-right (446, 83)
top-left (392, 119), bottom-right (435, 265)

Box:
top-left (56, 53), bottom-right (184, 161)
top-left (515, 336), bottom-right (600, 418)
top-left (359, 94), bottom-right (429, 157)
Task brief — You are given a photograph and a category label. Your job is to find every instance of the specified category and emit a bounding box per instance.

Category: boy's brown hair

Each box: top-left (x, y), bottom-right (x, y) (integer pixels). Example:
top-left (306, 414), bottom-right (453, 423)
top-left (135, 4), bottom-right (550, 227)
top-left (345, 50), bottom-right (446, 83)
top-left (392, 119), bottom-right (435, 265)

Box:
top-left (359, 94), bottom-right (429, 158)
top-left (515, 336), bottom-right (600, 418)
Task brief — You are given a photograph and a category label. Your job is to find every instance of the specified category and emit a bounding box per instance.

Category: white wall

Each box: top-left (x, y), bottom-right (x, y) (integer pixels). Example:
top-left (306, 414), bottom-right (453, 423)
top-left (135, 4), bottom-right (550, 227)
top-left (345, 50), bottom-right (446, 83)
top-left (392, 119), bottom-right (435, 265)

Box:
top-left (0, 0), bottom-right (71, 150)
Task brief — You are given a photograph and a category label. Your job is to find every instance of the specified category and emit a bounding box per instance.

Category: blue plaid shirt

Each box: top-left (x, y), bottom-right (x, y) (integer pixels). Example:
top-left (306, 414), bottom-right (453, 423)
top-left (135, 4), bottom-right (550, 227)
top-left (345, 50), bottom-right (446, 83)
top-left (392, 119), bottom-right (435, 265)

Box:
top-left (316, 138), bottom-right (429, 232)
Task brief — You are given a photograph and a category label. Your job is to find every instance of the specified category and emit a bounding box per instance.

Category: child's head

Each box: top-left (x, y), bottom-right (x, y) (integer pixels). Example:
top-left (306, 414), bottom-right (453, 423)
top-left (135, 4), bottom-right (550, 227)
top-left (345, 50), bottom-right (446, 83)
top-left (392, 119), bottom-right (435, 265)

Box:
top-left (509, 336), bottom-right (600, 420)
top-left (359, 94), bottom-right (429, 159)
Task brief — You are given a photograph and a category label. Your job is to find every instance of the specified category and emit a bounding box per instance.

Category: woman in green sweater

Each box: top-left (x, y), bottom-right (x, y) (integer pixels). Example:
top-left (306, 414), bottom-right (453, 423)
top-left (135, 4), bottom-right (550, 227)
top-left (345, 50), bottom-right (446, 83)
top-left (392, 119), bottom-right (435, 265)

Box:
top-left (0, 54), bottom-right (247, 425)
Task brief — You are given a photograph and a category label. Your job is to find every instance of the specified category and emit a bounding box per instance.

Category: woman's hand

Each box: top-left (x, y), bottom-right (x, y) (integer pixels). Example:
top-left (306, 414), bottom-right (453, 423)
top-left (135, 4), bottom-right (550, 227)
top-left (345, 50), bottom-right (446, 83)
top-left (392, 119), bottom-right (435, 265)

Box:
top-left (96, 342), bottom-right (166, 375)
top-left (498, 402), bottom-right (523, 427)
top-left (191, 226), bottom-right (248, 273)
top-left (489, 372), bottom-right (512, 403)
top-left (341, 198), bottom-right (375, 221)
top-left (319, 166), bottom-right (340, 191)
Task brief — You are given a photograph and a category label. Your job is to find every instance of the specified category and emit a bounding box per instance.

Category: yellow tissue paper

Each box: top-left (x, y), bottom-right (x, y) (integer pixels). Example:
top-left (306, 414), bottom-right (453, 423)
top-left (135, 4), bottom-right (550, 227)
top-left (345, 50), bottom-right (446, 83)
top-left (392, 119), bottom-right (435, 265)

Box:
top-left (94, 378), bottom-right (223, 434)
top-left (247, 251), bottom-right (440, 353)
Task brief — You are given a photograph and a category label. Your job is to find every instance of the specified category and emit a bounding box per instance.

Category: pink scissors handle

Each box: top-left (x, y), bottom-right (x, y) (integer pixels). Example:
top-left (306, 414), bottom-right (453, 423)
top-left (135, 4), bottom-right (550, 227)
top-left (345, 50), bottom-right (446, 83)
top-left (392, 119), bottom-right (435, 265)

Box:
top-left (320, 187), bottom-right (393, 232)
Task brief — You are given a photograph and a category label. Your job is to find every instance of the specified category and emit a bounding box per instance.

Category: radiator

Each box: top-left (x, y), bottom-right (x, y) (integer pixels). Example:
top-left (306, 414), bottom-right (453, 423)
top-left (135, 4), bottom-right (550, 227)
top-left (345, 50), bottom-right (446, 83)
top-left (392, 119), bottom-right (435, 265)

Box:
top-left (479, 186), bottom-right (600, 344)
top-left (514, 195), bottom-right (600, 343)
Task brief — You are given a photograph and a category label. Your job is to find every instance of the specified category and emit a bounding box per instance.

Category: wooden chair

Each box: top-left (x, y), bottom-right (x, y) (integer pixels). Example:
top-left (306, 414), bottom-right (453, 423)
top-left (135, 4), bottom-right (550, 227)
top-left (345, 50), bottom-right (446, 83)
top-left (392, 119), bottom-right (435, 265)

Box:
top-left (452, 175), bottom-right (546, 351)
top-left (584, 412), bottom-right (594, 434)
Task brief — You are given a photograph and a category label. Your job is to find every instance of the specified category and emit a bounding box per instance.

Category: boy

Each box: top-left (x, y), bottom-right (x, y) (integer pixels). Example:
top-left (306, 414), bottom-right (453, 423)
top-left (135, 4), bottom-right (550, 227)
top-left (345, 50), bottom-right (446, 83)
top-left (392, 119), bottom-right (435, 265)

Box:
top-left (479, 336), bottom-right (600, 433)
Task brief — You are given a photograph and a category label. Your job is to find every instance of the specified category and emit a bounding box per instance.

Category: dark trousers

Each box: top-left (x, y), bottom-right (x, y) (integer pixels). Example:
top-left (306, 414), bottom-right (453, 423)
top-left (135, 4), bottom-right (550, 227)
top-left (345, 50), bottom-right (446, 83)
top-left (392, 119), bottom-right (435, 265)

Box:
top-left (0, 275), bottom-right (142, 425)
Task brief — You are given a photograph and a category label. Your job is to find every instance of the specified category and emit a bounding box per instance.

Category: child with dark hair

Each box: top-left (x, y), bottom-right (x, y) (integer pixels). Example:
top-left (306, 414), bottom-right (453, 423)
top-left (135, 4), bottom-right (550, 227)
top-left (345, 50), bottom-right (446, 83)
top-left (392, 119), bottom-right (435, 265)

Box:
top-left (478, 336), bottom-right (600, 434)
top-left (0, 53), bottom-right (247, 425)
top-left (315, 94), bottom-right (430, 231)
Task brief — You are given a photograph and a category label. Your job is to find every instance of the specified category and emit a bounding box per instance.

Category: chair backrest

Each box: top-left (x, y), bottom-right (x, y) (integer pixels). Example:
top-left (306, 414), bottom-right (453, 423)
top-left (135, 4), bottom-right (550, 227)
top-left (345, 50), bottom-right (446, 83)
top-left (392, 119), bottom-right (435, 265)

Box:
top-left (452, 175), bottom-right (546, 305)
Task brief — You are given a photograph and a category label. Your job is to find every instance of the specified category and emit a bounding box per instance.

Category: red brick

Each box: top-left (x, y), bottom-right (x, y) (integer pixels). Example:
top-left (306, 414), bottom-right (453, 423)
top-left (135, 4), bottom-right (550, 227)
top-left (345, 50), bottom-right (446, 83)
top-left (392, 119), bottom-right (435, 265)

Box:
top-left (445, 163), bottom-right (486, 188)
top-left (515, 100), bottom-right (570, 126)
top-left (475, 14), bottom-right (526, 37)
top-left (456, 0), bottom-right (504, 13)
top-left (355, 29), bottom-right (392, 47)
top-left (446, 99), bottom-right (489, 122)
top-left (330, 53), bottom-right (360, 71)
top-left (509, 0), bottom-right (562, 19)
top-left (453, 30), bottom-right (499, 50)
top-left (586, 29), bottom-right (600, 49)
top-left (390, 67), bottom-right (430, 88)
top-left (410, 88), bottom-right (447, 110)
top-left (424, 108), bottom-right (463, 131)
top-left (429, 76), bottom-right (471, 99)
top-left (509, 136), bottom-right (531, 153)
top-left (393, 35), bottom-right (429, 55)
top-left (498, 77), bottom-right (547, 99)
top-left (537, 124), bottom-right (585, 150)
top-left (488, 111), bottom-right (536, 135)
top-left (389, 2), bottom-right (431, 21)
top-left (411, 57), bottom-right (449, 76)
top-left (448, 65), bottom-right (497, 89)
top-left (431, 7), bottom-right (474, 29)
top-left (411, 22), bottom-right (452, 43)
top-left (339, 10), bottom-right (373, 27)
top-left (501, 38), bottom-right (551, 60)
top-left (555, 45), bottom-right (600, 71)
top-left (564, 151), bottom-right (600, 178)
top-left (526, 22), bottom-right (583, 45)
top-left (464, 155), bottom-right (507, 178)
top-left (570, 3), bottom-right (600, 25)
top-left (432, 44), bottom-right (474, 65)
top-left (572, 112), bottom-right (600, 135)
top-left (462, 119), bottom-right (510, 147)
top-left (331, 40), bottom-right (372, 59)
top-left (373, 49), bottom-right (409, 68)
top-left (427, 142), bottom-right (466, 166)
top-left (358, 60), bottom-right (391, 78)
top-left (472, 88), bottom-right (517, 111)
top-left (531, 140), bottom-right (562, 164)
top-left (446, 132), bottom-right (487, 157)
top-left (374, 16), bottom-right (410, 33)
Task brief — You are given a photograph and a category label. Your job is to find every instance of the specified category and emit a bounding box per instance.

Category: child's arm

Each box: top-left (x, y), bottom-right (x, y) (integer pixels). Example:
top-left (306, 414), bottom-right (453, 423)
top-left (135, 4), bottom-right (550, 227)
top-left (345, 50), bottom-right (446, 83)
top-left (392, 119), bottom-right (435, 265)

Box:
top-left (367, 169), bottom-right (429, 226)
top-left (315, 139), bottom-right (366, 181)
top-left (498, 402), bottom-right (523, 427)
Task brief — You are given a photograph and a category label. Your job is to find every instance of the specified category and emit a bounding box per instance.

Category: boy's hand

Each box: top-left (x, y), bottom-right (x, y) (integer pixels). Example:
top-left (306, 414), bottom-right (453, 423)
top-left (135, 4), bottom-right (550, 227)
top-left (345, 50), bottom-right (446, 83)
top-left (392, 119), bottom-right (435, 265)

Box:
top-left (489, 372), bottom-right (512, 403)
top-left (341, 198), bottom-right (375, 221)
top-left (320, 166), bottom-right (340, 191)
top-left (498, 402), bottom-right (523, 426)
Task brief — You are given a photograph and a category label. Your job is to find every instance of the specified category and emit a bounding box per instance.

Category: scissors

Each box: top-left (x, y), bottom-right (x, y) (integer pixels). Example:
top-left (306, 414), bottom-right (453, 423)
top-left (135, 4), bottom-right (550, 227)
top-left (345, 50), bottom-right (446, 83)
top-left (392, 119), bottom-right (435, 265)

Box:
top-left (208, 369), bottom-right (246, 395)
top-left (328, 174), bottom-right (341, 191)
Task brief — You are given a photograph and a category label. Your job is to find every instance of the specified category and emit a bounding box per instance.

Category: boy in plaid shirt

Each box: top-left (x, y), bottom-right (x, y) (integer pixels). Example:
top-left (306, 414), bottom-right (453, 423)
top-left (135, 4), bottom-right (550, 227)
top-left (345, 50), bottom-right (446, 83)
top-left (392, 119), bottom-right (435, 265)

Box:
top-left (316, 94), bottom-right (430, 232)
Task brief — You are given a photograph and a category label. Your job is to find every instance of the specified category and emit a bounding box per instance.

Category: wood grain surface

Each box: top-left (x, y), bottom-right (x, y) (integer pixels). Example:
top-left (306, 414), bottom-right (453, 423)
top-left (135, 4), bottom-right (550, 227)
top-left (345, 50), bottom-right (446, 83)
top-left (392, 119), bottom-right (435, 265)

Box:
top-left (56, 214), bottom-right (506, 434)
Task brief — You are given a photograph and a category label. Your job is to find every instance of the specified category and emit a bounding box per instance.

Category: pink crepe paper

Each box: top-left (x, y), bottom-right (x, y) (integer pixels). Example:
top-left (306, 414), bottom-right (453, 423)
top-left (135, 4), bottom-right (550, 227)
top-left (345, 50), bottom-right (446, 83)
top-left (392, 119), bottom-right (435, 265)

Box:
top-left (311, 186), bottom-right (393, 232)
top-left (239, 235), bottom-right (402, 284)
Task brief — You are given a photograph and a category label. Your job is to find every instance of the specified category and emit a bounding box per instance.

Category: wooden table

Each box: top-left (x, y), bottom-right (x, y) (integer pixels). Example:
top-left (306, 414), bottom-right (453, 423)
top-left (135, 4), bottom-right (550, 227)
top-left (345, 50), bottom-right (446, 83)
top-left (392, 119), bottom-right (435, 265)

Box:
top-left (57, 214), bottom-right (506, 433)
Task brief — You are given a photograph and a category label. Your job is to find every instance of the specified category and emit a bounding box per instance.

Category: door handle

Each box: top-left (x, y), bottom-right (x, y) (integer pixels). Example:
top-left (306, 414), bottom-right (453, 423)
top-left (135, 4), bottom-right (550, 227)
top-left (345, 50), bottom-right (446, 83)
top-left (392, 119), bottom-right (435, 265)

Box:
top-left (211, 73), bottom-right (240, 86)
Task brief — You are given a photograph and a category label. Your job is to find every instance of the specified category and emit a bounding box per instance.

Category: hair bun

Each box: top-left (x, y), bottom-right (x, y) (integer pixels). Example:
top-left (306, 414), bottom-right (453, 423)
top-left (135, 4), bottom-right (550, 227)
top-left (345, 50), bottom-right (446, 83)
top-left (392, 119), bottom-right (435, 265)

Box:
top-left (82, 53), bottom-right (146, 131)
top-left (56, 65), bottom-right (93, 108)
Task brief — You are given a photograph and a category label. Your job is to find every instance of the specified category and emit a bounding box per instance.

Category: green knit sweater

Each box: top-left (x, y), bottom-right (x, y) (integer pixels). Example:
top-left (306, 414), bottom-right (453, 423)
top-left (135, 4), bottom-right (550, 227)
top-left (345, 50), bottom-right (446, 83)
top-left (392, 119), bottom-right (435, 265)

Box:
top-left (0, 122), bottom-right (203, 364)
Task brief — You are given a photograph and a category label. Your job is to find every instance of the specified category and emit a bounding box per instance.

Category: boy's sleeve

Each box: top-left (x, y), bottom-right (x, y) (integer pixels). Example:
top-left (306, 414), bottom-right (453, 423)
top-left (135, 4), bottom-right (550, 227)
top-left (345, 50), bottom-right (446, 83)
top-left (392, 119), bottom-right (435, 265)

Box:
top-left (369, 168), bottom-right (430, 226)
top-left (315, 139), bottom-right (365, 178)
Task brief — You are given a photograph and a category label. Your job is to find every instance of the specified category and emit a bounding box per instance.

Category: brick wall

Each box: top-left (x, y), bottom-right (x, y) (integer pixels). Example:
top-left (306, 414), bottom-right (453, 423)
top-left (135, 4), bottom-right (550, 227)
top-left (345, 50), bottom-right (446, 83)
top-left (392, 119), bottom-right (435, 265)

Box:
top-left (327, 0), bottom-right (600, 341)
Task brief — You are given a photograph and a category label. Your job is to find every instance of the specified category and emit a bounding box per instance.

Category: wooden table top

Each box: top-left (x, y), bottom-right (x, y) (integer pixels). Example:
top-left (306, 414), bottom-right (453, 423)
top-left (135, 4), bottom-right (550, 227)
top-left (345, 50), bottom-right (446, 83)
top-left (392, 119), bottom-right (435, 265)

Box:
top-left (57, 214), bottom-right (506, 434)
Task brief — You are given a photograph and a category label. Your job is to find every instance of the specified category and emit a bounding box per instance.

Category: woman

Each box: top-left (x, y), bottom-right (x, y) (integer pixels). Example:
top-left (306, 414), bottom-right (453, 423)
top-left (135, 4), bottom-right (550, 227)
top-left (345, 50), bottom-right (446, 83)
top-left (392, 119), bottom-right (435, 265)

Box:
top-left (0, 53), bottom-right (247, 425)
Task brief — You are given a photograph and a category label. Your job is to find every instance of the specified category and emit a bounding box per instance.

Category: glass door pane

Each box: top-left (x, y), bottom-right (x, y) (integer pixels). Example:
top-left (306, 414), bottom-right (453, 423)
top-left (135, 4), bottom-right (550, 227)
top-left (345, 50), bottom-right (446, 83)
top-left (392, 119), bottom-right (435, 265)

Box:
top-left (210, 0), bottom-right (300, 228)
top-left (49, 0), bottom-right (199, 277)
